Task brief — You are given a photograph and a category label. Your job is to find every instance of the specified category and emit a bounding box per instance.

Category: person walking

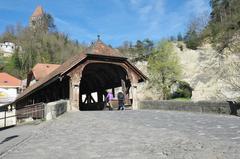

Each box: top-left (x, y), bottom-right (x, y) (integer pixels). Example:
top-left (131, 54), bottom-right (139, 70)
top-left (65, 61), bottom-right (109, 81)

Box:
top-left (105, 91), bottom-right (113, 110)
top-left (117, 92), bottom-right (125, 110)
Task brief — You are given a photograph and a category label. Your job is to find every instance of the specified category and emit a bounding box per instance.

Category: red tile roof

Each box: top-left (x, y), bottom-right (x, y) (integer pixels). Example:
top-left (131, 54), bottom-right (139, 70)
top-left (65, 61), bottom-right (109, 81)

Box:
top-left (17, 53), bottom-right (87, 100)
top-left (31, 63), bottom-right (60, 81)
top-left (32, 5), bottom-right (44, 17)
top-left (0, 72), bottom-right (21, 87)
top-left (86, 40), bottom-right (122, 57)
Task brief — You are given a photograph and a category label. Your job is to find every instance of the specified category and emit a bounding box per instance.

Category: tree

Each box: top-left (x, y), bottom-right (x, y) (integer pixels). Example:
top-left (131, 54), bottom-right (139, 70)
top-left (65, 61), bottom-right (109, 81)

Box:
top-left (208, 0), bottom-right (240, 54)
top-left (142, 38), bottom-right (154, 55)
top-left (0, 25), bottom-right (17, 42)
top-left (148, 40), bottom-right (181, 99)
top-left (31, 13), bottom-right (57, 33)
top-left (135, 40), bottom-right (145, 58)
top-left (42, 13), bottom-right (57, 32)
top-left (169, 36), bottom-right (175, 41)
top-left (184, 16), bottom-right (207, 50)
top-left (177, 33), bottom-right (183, 41)
top-left (184, 29), bottom-right (200, 50)
top-left (118, 39), bottom-right (154, 61)
top-left (0, 13), bottom-right (84, 79)
top-left (118, 41), bottom-right (132, 58)
top-left (184, 12), bottom-right (210, 50)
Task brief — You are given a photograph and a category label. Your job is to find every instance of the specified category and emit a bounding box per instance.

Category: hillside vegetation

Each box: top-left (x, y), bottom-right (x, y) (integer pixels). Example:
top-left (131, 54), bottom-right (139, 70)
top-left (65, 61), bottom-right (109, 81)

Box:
top-left (185, 0), bottom-right (240, 54)
top-left (0, 13), bottom-right (84, 79)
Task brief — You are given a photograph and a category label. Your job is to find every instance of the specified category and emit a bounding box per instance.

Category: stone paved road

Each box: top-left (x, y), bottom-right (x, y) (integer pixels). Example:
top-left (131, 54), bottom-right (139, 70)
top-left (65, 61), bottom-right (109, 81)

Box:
top-left (0, 110), bottom-right (240, 159)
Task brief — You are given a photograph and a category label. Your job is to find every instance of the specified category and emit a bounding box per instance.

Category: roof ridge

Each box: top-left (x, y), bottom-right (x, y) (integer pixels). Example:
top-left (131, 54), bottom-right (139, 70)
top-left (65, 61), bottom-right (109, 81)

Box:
top-left (32, 5), bottom-right (44, 17)
top-left (86, 40), bottom-right (122, 57)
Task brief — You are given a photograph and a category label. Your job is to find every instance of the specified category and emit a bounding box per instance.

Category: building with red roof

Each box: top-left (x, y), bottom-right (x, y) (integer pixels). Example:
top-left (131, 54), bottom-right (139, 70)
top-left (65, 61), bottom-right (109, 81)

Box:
top-left (27, 63), bottom-right (60, 87)
top-left (0, 72), bottom-right (21, 106)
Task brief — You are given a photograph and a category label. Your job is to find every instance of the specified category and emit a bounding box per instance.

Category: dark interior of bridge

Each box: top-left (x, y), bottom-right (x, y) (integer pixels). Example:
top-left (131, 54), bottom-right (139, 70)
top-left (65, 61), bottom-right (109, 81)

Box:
top-left (79, 63), bottom-right (131, 110)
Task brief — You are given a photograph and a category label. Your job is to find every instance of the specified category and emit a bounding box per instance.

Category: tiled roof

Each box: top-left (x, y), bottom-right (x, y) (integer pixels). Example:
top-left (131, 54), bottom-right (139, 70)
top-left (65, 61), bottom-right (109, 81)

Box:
top-left (32, 5), bottom-right (44, 17)
top-left (17, 53), bottom-right (87, 100)
top-left (31, 63), bottom-right (60, 81)
top-left (0, 72), bottom-right (21, 87)
top-left (86, 40), bottom-right (122, 57)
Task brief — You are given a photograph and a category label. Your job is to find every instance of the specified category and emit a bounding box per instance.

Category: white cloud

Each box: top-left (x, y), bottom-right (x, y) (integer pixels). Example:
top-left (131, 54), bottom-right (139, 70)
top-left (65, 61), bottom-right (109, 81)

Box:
top-left (129, 0), bottom-right (165, 21)
top-left (128, 0), bottom-right (165, 38)
top-left (130, 0), bottom-right (141, 6)
top-left (154, 0), bottom-right (165, 12)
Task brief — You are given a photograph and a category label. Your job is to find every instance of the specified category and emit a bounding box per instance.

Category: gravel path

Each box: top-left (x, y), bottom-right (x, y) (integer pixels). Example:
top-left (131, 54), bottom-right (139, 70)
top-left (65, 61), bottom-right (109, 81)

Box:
top-left (0, 110), bottom-right (240, 159)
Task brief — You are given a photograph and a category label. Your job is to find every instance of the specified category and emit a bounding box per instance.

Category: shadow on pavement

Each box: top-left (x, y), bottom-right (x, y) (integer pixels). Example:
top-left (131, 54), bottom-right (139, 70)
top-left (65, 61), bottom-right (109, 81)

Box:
top-left (0, 135), bottom-right (19, 144)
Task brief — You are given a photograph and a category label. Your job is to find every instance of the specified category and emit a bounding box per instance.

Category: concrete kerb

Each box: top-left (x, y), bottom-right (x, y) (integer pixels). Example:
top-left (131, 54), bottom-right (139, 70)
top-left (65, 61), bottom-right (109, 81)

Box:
top-left (138, 100), bottom-right (240, 116)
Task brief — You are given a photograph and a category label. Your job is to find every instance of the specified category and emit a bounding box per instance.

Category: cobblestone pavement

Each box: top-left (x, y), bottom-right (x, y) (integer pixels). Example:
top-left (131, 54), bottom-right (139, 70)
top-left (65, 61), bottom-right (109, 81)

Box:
top-left (0, 110), bottom-right (240, 159)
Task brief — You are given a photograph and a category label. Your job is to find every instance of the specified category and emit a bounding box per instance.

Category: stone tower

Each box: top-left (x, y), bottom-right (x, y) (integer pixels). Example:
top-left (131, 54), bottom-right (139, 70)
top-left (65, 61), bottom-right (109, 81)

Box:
top-left (29, 6), bottom-right (44, 28)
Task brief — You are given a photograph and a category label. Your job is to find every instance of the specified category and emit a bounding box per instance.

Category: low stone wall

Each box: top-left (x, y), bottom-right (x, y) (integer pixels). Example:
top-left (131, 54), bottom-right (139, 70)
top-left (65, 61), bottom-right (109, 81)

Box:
top-left (45, 100), bottom-right (69, 120)
top-left (138, 100), bottom-right (240, 116)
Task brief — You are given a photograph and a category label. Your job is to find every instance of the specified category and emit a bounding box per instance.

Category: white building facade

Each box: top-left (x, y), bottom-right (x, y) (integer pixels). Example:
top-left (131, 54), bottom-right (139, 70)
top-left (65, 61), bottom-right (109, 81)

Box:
top-left (0, 73), bottom-right (21, 106)
top-left (0, 42), bottom-right (16, 57)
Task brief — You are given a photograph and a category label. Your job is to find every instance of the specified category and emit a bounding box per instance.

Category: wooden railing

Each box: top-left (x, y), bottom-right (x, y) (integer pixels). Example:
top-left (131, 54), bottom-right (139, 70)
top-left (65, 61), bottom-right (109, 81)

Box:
top-left (16, 103), bottom-right (45, 119)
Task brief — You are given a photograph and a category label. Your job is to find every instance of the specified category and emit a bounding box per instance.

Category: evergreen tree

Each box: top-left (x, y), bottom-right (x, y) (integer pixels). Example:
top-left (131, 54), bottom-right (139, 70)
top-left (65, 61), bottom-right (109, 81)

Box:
top-left (208, 0), bottom-right (240, 53)
top-left (177, 33), bottom-right (183, 41)
top-left (184, 29), bottom-right (199, 50)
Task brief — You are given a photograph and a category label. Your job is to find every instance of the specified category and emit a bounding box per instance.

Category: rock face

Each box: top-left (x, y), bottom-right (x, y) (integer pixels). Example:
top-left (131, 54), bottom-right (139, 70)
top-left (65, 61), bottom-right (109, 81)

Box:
top-left (134, 61), bottom-right (161, 101)
top-left (135, 42), bottom-right (240, 101)
top-left (174, 42), bottom-right (240, 101)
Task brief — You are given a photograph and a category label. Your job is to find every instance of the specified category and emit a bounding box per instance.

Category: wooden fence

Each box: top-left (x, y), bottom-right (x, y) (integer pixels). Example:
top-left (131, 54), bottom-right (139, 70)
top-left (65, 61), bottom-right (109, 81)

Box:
top-left (16, 103), bottom-right (45, 119)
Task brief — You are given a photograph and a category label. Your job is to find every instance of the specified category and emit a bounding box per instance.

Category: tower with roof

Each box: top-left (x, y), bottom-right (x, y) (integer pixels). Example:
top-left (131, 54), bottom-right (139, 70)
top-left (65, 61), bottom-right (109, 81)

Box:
top-left (29, 5), bottom-right (44, 28)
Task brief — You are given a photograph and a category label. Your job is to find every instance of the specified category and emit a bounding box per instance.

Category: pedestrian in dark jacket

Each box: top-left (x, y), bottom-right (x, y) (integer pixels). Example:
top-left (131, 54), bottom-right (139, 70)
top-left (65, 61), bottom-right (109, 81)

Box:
top-left (117, 92), bottom-right (125, 110)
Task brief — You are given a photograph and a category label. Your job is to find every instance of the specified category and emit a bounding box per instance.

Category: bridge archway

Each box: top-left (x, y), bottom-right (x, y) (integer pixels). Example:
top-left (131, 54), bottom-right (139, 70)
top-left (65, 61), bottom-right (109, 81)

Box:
top-left (79, 63), bottom-right (131, 110)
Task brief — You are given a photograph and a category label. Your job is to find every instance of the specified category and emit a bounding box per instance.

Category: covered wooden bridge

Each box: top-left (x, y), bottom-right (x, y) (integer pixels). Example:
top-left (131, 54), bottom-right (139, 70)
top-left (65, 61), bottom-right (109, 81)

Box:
top-left (15, 39), bottom-right (147, 111)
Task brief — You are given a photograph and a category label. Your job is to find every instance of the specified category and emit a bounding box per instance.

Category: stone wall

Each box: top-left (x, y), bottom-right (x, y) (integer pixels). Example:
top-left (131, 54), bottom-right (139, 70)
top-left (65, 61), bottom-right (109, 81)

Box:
top-left (138, 100), bottom-right (240, 116)
top-left (45, 100), bottom-right (69, 121)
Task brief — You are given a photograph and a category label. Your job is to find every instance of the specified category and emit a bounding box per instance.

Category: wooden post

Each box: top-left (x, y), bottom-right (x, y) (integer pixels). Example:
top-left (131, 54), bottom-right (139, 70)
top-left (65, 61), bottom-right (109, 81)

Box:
top-left (132, 85), bottom-right (138, 110)
top-left (112, 88), bottom-right (115, 98)
top-left (121, 79), bottom-right (126, 96)
top-left (69, 77), bottom-right (81, 111)
top-left (97, 92), bottom-right (102, 103)
top-left (68, 65), bottom-right (83, 111)
top-left (131, 75), bottom-right (138, 110)
top-left (87, 94), bottom-right (91, 104)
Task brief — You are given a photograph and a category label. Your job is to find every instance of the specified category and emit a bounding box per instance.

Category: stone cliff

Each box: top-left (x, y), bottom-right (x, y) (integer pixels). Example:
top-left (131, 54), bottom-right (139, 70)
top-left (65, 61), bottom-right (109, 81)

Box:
top-left (135, 42), bottom-right (240, 101)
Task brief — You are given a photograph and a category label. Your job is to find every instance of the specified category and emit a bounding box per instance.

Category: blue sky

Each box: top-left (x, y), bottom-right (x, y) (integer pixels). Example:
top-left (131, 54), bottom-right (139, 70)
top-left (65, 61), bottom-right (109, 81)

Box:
top-left (0, 0), bottom-right (211, 47)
